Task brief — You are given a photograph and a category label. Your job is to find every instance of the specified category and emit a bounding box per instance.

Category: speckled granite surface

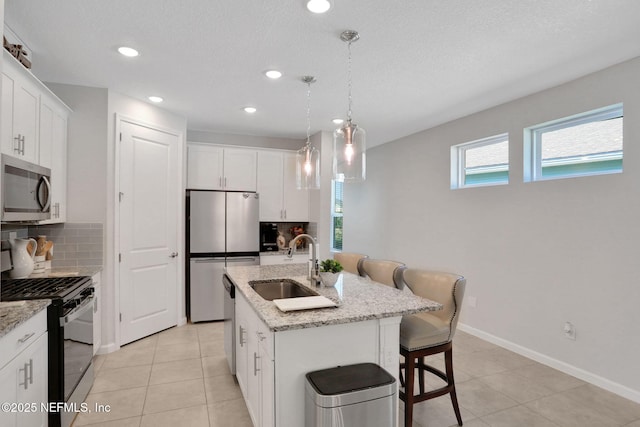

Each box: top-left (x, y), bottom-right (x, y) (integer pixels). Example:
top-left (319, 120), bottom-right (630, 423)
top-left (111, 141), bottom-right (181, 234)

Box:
top-left (0, 300), bottom-right (49, 338)
top-left (29, 266), bottom-right (102, 278)
top-left (225, 264), bottom-right (442, 332)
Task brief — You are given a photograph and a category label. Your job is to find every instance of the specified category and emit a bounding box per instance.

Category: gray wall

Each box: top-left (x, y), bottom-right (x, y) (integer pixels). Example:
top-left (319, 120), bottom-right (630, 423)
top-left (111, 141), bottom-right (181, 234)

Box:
top-left (344, 56), bottom-right (640, 401)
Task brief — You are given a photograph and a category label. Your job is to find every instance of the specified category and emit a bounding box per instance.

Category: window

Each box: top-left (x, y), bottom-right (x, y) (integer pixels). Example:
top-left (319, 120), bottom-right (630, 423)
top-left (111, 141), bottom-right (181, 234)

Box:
top-left (331, 180), bottom-right (343, 251)
top-left (451, 133), bottom-right (509, 189)
top-left (524, 104), bottom-right (623, 181)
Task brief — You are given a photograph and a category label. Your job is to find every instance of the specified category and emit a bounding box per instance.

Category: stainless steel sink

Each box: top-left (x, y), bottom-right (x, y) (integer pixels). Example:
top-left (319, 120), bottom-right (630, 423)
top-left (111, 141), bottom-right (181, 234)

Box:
top-left (249, 279), bottom-right (319, 301)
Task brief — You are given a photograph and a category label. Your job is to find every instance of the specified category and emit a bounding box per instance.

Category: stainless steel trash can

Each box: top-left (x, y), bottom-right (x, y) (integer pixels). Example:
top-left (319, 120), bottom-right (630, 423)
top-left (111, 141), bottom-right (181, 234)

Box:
top-left (305, 363), bottom-right (397, 427)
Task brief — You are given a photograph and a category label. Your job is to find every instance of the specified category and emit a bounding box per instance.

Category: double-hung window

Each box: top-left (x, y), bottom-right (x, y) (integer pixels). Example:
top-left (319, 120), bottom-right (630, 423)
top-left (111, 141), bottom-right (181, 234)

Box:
top-left (331, 180), bottom-right (343, 251)
top-left (451, 133), bottom-right (509, 189)
top-left (524, 104), bottom-right (623, 181)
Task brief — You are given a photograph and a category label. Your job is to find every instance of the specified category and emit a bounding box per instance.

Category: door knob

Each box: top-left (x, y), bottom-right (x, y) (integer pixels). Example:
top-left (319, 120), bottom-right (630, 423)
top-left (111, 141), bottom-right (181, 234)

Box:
top-left (169, 252), bottom-right (178, 258)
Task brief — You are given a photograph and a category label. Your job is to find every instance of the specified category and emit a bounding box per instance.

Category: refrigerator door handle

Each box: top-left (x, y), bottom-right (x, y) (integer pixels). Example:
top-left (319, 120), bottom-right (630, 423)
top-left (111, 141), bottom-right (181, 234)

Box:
top-left (193, 257), bottom-right (226, 263)
top-left (226, 257), bottom-right (259, 263)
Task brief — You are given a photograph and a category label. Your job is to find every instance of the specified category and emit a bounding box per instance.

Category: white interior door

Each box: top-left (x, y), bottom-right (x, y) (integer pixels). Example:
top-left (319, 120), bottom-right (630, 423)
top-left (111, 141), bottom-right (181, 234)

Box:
top-left (119, 120), bottom-right (180, 345)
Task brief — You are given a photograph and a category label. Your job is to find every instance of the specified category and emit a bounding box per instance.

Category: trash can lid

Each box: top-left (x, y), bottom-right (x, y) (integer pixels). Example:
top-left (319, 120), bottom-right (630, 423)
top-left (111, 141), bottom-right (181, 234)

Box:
top-left (306, 363), bottom-right (395, 395)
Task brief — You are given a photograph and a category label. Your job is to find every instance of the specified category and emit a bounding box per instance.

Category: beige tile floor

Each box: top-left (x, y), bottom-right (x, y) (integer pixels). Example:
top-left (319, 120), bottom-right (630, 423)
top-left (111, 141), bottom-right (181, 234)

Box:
top-left (71, 323), bottom-right (640, 427)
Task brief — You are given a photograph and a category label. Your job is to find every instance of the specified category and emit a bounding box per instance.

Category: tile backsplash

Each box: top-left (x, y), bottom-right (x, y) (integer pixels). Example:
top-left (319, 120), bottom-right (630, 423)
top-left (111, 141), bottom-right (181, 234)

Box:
top-left (1, 223), bottom-right (104, 269)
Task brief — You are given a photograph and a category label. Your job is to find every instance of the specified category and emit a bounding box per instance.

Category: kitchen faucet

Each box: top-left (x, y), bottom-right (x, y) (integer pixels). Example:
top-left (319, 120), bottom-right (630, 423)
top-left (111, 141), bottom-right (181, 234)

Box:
top-left (287, 234), bottom-right (320, 286)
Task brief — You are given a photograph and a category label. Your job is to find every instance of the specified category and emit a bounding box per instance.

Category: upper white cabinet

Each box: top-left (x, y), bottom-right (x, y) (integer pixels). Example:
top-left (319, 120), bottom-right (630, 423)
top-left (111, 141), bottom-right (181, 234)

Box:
top-left (1, 50), bottom-right (71, 224)
top-left (39, 92), bottom-right (69, 223)
top-left (257, 151), bottom-right (308, 222)
top-left (187, 143), bottom-right (257, 191)
top-left (1, 54), bottom-right (40, 163)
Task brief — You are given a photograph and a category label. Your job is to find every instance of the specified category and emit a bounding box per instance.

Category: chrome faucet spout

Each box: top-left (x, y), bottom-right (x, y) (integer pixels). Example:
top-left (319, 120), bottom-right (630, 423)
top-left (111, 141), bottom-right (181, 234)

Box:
top-left (287, 234), bottom-right (320, 285)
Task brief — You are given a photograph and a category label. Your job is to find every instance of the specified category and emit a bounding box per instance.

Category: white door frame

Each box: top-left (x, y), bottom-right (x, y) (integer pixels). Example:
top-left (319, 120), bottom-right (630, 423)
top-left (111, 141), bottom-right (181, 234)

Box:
top-left (113, 113), bottom-right (186, 348)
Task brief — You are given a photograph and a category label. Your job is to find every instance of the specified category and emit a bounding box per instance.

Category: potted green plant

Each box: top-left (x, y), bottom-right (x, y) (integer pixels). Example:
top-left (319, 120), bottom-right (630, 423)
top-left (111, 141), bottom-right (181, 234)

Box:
top-left (319, 259), bottom-right (344, 287)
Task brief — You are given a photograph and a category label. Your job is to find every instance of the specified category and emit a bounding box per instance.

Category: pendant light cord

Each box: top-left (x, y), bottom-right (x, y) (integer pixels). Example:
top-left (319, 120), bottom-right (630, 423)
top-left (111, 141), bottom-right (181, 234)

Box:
top-left (347, 40), bottom-right (353, 123)
top-left (306, 80), bottom-right (312, 146)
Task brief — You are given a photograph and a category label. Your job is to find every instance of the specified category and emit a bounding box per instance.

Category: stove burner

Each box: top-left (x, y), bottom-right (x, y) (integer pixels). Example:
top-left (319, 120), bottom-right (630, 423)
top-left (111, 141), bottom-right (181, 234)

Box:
top-left (1, 276), bottom-right (92, 301)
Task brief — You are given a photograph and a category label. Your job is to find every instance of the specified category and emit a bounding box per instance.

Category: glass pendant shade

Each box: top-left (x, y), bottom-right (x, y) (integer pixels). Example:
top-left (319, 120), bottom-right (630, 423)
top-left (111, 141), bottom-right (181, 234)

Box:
top-left (333, 120), bottom-right (366, 182)
top-left (296, 144), bottom-right (320, 189)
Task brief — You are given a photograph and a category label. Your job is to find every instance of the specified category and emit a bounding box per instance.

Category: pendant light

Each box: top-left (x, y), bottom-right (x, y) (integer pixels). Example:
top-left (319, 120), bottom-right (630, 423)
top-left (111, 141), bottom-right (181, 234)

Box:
top-left (296, 76), bottom-right (320, 190)
top-left (333, 30), bottom-right (366, 182)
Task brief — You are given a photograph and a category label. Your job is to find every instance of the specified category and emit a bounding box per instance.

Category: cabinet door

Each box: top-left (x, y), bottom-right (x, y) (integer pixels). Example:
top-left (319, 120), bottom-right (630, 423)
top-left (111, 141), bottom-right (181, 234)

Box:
top-left (257, 151), bottom-right (284, 221)
top-left (0, 360), bottom-right (18, 427)
top-left (235, 294), bottom-right (250, 397)
top-left (13, 76), bottom-right (40, 164)
top-left (260, 350), bottom-right (274, 427)
top-left (187, 144), bottom-right (224, 189)
top-left (38, 97), bottom-right (68, 223)
top-left (224, 148), bottom-right (257, 191)
top-left (17, 332), bottom-right (48, 427)
top-left (1, 73), bottom-right (16, 156)
top-left (282, 152), bottom-right (309, 221)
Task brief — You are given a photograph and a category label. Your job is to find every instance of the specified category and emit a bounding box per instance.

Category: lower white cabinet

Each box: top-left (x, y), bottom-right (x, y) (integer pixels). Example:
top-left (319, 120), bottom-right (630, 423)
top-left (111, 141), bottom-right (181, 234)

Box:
top-left (0, 309), bottom-right (48, 427)
top-left (236, 292), bottom-right (274, 427)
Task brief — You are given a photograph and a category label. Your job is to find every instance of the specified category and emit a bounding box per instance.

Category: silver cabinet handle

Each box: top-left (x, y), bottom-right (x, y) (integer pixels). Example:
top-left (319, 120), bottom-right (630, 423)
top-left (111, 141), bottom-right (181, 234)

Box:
top-left (219, 176), bottom-right (222, 188)
top-left (253, 352), bottom-right (260, 376)
top-left (283, 209), bottom-right (287, 219)
top-left (21, 135), bottom-right (25, 155)
top-left (27, 358), bottom-right (33, 385)
top-left (224, 177), bottom-right (227, 188)
top-left (18, 332), bottom-right (35, 344)
top-left (239, 325), bottom-right (246, 347)
top-left (169, 252), bottom-right (179, 258)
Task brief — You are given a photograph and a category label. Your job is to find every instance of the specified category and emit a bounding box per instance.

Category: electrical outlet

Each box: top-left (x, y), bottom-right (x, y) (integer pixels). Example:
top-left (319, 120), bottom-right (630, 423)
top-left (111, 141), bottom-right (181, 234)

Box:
top-left (564, 321), bottom-right (576, 340)
top-left (467, 296), bottom-right (477, 308)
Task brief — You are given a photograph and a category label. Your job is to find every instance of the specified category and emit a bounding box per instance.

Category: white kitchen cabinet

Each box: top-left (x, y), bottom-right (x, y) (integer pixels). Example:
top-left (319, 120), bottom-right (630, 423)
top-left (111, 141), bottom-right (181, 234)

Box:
top-left (38, 92), bottom-right (70, 223)
top-left (187, 143), bottom-right (257, 191)
top-left (257, 151), bottom-right (308, 222)
top-left (0, 309), bottom-right (48, 427)
top-left (236, 292), bottom-right (274, 427)
top-left (1, 52), bottom-right (40, 163)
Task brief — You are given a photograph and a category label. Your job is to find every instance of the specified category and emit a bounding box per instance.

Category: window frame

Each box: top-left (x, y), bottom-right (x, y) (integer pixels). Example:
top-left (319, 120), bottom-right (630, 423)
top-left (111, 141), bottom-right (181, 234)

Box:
top-left (450, 133), bottom-right (509, 189)
top-left (524, 103), bottom-right (623, 182)
top-left (330, 179), bottom-right (343, 252)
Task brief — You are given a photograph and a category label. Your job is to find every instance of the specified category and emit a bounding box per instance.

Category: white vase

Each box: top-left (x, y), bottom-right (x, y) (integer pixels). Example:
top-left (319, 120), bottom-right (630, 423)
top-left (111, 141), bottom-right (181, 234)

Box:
top-left (9, 238), bottom-right (37, 278)
top-left (319, 272), bottom-right (341, 287)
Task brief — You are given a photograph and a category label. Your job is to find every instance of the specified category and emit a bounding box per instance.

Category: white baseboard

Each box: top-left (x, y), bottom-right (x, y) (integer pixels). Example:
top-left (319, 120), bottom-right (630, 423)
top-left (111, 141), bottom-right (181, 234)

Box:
top-left (458, 323), bottom-right (640, 404)
top-left (96, 341), bottom-right (119, 355)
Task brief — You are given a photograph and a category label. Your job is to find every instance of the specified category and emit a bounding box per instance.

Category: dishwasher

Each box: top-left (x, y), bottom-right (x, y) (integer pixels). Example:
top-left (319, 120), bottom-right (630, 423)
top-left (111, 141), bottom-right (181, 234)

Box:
top-left (223, 273), bottom-right (236, 375)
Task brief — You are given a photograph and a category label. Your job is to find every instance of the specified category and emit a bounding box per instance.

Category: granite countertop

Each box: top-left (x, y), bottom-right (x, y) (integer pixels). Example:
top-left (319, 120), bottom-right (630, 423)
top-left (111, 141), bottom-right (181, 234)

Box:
top-left (225, 264), bottom-right (442, 332)
top-left (0, 300), bottom-right (50, 338)
top-left (28, 266), bottom-right (103, 278)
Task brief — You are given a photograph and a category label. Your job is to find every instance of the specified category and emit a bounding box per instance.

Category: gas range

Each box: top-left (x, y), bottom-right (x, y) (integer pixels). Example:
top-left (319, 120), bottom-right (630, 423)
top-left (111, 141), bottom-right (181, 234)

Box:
top-left (1, 276), bottom-right (92, 302)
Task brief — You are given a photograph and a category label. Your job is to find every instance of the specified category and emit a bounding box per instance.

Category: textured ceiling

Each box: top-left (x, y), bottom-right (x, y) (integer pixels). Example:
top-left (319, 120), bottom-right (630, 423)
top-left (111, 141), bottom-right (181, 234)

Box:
top-left (5, 0), bottom-right (640, 148)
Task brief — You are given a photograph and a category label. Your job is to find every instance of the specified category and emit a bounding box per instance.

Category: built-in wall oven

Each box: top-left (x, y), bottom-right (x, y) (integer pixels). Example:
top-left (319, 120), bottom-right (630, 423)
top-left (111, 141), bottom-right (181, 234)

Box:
top-left (1, 276), bottom-right (95, 427)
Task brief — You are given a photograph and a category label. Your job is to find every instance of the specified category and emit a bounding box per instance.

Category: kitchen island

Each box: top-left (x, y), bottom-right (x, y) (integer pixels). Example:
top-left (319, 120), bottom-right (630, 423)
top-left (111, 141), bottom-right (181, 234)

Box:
top-left (225, 263), bottom-right (441, 427)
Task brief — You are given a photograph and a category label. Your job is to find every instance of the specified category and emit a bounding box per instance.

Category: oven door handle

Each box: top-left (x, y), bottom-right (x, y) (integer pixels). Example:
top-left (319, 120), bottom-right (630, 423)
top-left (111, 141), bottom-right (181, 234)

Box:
top-left (60, 295), bottom-right (94, 327)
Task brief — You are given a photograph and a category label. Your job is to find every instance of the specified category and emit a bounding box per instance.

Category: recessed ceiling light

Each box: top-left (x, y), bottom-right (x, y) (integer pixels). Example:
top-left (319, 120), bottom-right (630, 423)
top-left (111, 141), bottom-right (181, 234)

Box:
top-left (118, 46), bottom-right (139, 57)
top-left (244, 107), bottom-right (257, 114)
top-left (148, 96), bottom-right (163, 103)
top-left (332, 118), bottom-right (344, 124)
top-left (265, 70), bottom-right (283, 79)
top-left (306, 0), bottom-right (331, 13)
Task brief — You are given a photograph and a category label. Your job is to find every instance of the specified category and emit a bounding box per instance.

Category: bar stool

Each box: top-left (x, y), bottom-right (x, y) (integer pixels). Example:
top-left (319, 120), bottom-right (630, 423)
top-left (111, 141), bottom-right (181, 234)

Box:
top-left (359, 258), bottom-right (405, 288)
top-left (398, 268), bottom-right (466, 427)
top-left (333, 252), bottom-right (368, 275)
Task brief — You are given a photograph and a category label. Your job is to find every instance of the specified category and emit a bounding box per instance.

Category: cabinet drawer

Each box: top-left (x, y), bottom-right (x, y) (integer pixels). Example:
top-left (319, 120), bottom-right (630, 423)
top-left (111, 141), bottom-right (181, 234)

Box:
top-left (0, 308), bottom-right (47, 370)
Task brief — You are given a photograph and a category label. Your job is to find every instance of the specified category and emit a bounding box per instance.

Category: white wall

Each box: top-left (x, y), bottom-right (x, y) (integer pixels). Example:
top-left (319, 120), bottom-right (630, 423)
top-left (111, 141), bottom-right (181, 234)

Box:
top-left (344, 56), bottom-right (640, 401)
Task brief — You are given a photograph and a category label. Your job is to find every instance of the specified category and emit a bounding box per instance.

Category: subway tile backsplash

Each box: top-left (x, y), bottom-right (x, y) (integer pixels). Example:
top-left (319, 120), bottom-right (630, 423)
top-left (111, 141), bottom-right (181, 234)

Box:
top-left (28, 223), bottom-right (104, 268)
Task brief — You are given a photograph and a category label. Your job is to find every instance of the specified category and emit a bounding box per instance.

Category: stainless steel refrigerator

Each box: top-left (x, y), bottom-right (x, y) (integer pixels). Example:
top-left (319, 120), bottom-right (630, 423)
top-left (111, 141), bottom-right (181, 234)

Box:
top-left (187, 190), bottom-right (260, 322)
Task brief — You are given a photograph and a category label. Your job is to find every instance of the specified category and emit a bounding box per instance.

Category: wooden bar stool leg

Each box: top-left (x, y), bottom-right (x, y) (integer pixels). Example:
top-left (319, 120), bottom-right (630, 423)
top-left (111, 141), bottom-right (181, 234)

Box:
top-left (445, 347), bottom-right (463, 426)
top-left (404, 354), bottom-right (416, 427)
top-left (418, 356), bottom-right (425, 394)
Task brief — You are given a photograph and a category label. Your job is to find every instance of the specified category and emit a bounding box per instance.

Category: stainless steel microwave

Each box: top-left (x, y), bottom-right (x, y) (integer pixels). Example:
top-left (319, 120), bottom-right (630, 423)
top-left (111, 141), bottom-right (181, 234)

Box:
top-left (1, 154), bottom-right (51, 222)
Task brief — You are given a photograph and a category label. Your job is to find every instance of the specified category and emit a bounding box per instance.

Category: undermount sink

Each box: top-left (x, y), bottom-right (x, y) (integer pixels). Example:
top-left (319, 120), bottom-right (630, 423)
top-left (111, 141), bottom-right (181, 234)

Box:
top-left (249, 279), bottom-right (319, 301)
